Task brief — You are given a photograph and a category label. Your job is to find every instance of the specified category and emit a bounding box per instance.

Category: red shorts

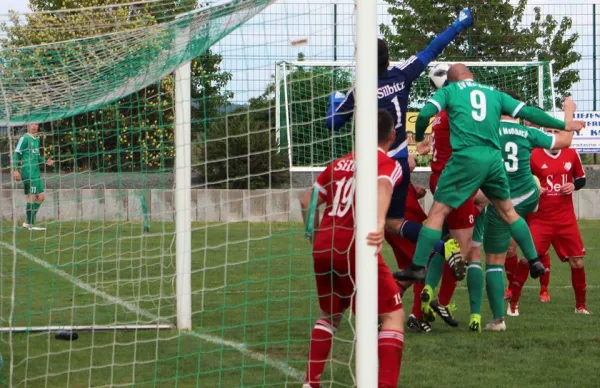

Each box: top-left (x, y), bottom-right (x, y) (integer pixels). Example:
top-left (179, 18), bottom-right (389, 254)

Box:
top-left (313, 251), bottom-right (402, 316)
top-left (526, 217), bottom-right (585, 262)
top-left (430, 171), bottom-right (476, 230)
top-left (385, 232), bottom-right (415, 270)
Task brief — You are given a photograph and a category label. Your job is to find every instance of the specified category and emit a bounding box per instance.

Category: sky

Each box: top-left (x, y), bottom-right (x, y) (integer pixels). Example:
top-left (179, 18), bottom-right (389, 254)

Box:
top-left (1, 0), bottom-right (599, 110)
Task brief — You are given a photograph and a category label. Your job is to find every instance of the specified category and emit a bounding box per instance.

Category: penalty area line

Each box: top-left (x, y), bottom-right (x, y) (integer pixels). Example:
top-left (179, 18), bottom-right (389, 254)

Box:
top-left (0, 241), bottom-right (304, 381)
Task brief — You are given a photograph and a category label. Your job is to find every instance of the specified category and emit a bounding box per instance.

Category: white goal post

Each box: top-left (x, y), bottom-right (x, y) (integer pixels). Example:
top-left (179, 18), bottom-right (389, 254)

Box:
top-left (275, 60), bottom-right (555, 173)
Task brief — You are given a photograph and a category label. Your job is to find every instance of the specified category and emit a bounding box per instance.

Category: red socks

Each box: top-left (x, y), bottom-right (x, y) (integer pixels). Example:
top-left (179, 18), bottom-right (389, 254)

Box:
top-left (305, 318), bottom-right (336, 387)
top-left (411, 282), bottom-right (424, 319)
top-left (438, 263), bottom-right (457, 306)
top-left (505, 254), bottom-right (518, 285)
top-left (539, 253), bottom-right (551, 288)
top-left (571, 267), bottom-right (587, 308)
top-left (378, 329), bottom-right (404, 388)
top-left (510, 259), bottom-right (530, 304)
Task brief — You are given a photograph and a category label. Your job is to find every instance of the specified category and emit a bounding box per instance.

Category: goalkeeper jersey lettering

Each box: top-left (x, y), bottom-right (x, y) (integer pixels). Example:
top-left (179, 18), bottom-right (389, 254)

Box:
top-left (498, 120), bottom-right (555, 198)
top-left (428, 80), bottom-right (525, 151)
top-left (15, 134), bottom-right (43, 177)
top-left (335, 57), bottom-right (426, 159)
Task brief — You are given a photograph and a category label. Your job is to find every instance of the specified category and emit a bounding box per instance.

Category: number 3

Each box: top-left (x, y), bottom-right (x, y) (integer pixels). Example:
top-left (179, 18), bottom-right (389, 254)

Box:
top-left (505, 141), bottom-right (518, 172)
top-left (470, 90), bottom-right (487, 121)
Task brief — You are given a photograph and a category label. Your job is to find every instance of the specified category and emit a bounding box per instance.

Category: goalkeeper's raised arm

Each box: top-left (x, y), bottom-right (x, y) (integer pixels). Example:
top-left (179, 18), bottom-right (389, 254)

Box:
top-left (326, 8), bottom-right (474, 135)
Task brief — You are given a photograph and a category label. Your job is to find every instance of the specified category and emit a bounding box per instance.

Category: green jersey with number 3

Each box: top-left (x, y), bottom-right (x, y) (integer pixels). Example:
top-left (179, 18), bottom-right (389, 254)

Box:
top-left (428, 80), bottom-right (525, 151)
top-left (499, 119), bottom-right (555, 197)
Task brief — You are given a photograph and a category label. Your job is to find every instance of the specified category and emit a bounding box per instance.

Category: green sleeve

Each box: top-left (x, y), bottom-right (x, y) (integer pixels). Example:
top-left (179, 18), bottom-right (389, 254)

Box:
top-left (499, 92), bottom-right (526, 117)
top-left (517, 106), bottom-right (566, 130)
top-left (415, 103), bottom-right (439, 142)
top-left (13, 136), bottom-right (26, 171)
top-left (528, 127), bottom-right (555, 150)
top-left (38, 154), bottom-right (46, 164)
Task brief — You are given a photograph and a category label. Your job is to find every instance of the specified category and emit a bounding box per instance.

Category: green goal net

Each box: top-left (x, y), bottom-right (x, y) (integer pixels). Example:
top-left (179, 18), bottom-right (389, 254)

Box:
top-left (276, 60), bottom-right (555, 170)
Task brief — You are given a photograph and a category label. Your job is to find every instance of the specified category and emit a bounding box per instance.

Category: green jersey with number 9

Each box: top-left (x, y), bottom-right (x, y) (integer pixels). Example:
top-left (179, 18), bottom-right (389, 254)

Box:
top-left (499, 120), bottom-right (555, 198)
top-left (427, 80), bottom-right (525, 151)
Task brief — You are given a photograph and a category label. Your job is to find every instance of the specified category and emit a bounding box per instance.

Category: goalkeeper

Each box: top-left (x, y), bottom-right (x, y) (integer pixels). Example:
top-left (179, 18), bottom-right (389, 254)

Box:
top-left (326, 9), bottom-right (474, 276)
top-left (13, 123), bottom-right (54, 231)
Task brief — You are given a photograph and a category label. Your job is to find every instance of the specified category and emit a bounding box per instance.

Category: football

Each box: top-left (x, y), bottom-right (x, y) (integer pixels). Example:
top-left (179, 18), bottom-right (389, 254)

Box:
top-left (429, 63), bottom-right (451, 90)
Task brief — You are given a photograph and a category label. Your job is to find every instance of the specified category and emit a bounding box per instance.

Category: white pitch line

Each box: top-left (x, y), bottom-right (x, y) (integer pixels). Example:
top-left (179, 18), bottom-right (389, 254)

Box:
top-left (0, 241), bottom-right (304, 381)
top-left (212, 284), bottom-right (600, 294)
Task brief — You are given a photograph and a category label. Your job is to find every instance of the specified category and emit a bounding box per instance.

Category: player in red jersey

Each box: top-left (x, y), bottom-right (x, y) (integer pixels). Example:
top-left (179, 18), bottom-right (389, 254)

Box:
top-left (508, 142), bottom-right (589, 316)
top-left (385, 157), bottom-right (436, 333)
top-left (300, 111), bottom-right (405, 388)
top-left (416, 64), bottom-right (488, 327)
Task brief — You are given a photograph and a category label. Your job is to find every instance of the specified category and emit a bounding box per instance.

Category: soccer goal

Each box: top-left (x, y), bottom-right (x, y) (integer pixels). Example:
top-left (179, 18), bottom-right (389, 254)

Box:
top-left (275, 60), bottom-right (556, 172)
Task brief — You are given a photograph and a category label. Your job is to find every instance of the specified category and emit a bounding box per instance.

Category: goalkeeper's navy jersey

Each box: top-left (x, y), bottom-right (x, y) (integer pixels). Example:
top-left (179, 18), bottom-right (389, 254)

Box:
top-left (335, 56), bottom-right (426, 159)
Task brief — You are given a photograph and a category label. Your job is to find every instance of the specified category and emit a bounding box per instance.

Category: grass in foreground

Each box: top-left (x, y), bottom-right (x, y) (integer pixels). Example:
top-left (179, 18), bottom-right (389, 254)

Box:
top-left (0, 220), bottom-right (599, 387)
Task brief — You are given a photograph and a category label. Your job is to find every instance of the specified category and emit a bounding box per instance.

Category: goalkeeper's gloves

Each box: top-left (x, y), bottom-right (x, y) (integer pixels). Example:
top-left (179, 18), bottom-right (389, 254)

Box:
top-left (452, 9), bottom-right (473, 33)
top-left (326, 91), bottom-right (347, 131)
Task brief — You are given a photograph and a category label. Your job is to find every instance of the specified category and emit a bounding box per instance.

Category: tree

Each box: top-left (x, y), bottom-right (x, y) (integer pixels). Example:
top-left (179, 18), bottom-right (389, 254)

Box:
top-left (0, 0), bottom-right (231, 172)
top-left (380, 0), bottom-right (580, 107)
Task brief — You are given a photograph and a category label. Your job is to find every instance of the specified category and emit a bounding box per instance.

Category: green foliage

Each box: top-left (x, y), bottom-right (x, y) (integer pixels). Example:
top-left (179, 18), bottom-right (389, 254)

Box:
top-left (1, 0), bottom-right (232, 172)
top-left (198, 95), bottom-right (289, 190)
top-left (380, 0), bottom-right (581, 106)
top-left (280, 64), bottom-right (354, 166)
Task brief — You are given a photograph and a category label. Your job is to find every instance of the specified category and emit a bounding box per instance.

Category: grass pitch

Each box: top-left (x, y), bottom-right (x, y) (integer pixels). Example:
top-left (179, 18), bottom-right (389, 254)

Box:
top-left (1, 220), bottom-right (599, 387)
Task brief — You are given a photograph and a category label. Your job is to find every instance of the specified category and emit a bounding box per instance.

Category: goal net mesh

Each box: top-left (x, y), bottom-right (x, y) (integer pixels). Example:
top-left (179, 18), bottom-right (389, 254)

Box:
top-left (276, 61), bottom-right (555, 170)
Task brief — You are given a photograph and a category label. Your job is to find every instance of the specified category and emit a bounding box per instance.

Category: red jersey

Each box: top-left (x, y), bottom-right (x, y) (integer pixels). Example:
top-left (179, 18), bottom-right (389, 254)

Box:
top-left (430, 110), bottom-right (452, 173)
top-left (529, 148), bottom-right (585, 222)
top-left (313, 149), bottom-right (403, 254)
top-left (405, 183), bottom-right (427, 224)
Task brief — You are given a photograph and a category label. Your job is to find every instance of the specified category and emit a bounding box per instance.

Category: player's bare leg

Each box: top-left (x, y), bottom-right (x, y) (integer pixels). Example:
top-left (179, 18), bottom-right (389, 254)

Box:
top-left (394, 201), bottom-right (452, 282)
top-left (569, 256), bottom-right (591, 314)
top-left (504, 239), bottom-right (518, 300)
top-left (304, 312), bottom-right (343, 387)
top-left (484, 252), bottom-right (508, 331)
top-left (490, 198), bottom-right (545, 278)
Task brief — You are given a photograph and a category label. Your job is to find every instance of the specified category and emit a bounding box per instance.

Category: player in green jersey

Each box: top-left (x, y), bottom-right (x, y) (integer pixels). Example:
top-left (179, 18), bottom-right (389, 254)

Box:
top-left (13, 123), bottom-right (54, 231)
top-left (468, 95), bottom-right (577, 332)
top-left (395, 64), bottom-right (585, 283)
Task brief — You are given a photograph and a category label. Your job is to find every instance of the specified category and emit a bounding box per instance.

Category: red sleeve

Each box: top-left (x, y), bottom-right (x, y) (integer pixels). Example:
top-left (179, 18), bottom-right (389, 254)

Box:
top-left (572, 150), bottom-right (585, 179)
top-left (314, 164), bottom-right (332, 200)
top-left (378, 158), bottom-right (403, 187)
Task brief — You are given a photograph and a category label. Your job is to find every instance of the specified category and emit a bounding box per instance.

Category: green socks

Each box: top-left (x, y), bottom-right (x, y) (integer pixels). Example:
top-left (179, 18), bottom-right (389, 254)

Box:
top-left (25, 202), bottom-right (41, 225)
top-left (486, 264), bottom-right (505, 320)
top-left (467, 262), bottom-right (483, 315)
top-left (508, 217), bottom-right (537, 261)
top-left (32, 202), bottom-right (41, 224)
top-left (413, 226), bottom-right (442, 267)
top-left (425, 253), bottom-right (445, 289)
top-left (26, 202), bottom-right (33, 224)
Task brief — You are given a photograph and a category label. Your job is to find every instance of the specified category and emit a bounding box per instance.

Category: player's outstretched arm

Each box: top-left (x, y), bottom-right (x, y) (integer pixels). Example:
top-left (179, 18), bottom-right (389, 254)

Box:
top-left (326, 90), bottom-right (354, 131)
top-left (551, 97), bottom-right (577, 149)
top-left (516, 104), bottom-right (585, 132)
top-left (401, 9), bottom-right (473, 81)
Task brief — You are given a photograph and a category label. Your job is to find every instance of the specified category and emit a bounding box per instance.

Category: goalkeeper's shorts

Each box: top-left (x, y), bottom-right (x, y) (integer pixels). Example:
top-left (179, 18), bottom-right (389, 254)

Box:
top-left (23, 176), bottom-right (45, 195)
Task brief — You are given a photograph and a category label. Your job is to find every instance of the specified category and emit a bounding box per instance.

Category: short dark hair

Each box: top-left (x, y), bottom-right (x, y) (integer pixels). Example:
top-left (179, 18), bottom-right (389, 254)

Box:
top-left (503, 90), bottom-right (523, 101)
top-left (378, 110), bottom-right (394, 143)
top-left (378, 39), bottom-right (389, 74)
